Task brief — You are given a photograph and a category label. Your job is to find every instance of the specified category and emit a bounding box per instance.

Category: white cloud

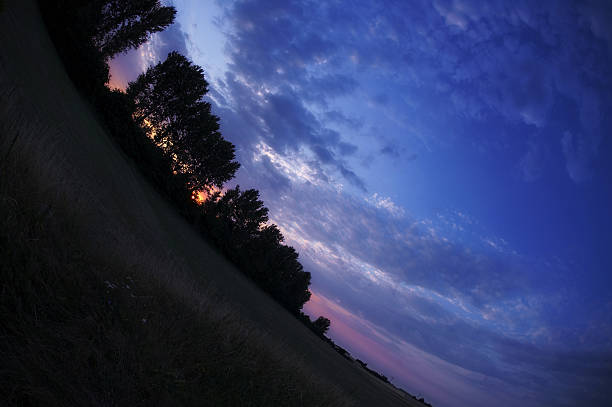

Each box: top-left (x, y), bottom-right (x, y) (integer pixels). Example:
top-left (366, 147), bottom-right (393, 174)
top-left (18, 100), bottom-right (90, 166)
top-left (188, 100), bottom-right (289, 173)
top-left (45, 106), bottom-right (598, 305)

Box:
top-left (433, 0), bottom-right (469, 30)
top-left (365, 193), bottom-right (406, 218)
top-left (253, 141), bottom-right (343, 190)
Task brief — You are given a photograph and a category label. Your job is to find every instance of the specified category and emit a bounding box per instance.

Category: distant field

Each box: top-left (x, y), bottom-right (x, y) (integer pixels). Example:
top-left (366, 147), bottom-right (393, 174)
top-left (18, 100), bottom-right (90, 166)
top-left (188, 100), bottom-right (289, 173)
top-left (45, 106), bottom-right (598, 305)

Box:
top-left (0, 1), bottom-right (425, 405)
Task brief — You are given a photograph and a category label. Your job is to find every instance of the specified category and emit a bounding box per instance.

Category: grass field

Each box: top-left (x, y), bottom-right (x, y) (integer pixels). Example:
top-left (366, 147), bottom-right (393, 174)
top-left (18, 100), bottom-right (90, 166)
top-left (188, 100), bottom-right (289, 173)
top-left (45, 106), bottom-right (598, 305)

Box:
top-left (0, 1), bottom-right (426, 405)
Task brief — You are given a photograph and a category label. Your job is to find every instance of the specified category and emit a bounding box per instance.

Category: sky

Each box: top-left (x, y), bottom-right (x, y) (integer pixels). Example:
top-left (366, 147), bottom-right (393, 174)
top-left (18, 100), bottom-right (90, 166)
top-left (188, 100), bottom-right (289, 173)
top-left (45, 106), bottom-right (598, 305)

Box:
top-left (109, 1), bottom-right (612, 406)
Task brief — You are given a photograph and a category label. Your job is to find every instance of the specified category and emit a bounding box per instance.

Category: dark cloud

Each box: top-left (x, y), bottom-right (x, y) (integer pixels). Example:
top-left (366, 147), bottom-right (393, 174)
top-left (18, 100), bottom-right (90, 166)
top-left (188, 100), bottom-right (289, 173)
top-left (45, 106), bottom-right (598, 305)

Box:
top-left (337, 142), bottom-right (358, 156)
top-left (151, 19), bottom-right (189, 60)
top-left (339, 165), bottom-right (367, 192)
top-left (252, 155), bottom-right (292, 194)
top-left (303, 74), bottom-right (359, 103)
top-left (223, 0), bottom-right (339, 87)
top-left (379, 144), bottom-right (417, 162)
top-left (323, 110), bottom-right (363, 130)
top-left (576, 0), bottom-right (612, 52)
top-left (380, 144), bottom-right (400, 158)
top-left (311, 145), bottom-right (335, 164)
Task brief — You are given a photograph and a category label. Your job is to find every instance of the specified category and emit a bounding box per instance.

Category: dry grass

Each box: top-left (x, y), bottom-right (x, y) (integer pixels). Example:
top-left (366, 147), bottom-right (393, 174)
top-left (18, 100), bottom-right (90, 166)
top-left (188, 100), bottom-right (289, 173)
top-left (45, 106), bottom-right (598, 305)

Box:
top-left (0, 3), bottom-right (353, 401)
top-left (0, 84), bottom-right (353, 406)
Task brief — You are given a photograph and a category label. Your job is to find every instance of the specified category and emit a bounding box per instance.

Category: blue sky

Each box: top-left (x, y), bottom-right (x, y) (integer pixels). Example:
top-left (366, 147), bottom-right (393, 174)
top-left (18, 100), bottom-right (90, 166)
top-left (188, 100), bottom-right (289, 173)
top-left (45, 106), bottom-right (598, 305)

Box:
top-left (110, 1), bottom-right (612, 405)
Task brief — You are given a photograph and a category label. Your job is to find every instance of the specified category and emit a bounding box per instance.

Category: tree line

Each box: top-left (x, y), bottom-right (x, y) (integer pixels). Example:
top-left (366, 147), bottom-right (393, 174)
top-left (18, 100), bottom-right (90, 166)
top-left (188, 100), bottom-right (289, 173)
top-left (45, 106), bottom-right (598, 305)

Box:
top-left (38, 0), bottom-right (331, 334)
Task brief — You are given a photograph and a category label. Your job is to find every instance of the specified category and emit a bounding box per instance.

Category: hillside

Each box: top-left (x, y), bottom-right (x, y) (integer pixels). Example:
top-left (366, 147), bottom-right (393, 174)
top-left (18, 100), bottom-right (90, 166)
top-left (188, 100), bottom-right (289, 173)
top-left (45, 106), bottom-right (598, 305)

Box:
top-left (0, 1), bottom-right (425, 405)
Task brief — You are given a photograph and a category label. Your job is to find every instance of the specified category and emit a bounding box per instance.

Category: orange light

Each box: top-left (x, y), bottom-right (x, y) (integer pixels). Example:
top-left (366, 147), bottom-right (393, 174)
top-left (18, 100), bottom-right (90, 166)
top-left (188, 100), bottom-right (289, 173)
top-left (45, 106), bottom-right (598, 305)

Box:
top-left (191, 185), bottom-right (222, 205)
top-left (192, 189), bottom-right (208, 205)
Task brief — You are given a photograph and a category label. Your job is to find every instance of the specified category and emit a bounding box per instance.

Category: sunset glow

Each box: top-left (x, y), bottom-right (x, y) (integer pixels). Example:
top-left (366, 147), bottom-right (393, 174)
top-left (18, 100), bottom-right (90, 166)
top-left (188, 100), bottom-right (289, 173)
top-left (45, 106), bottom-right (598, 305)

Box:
top-left (191, 185), bottom-right (221, 205)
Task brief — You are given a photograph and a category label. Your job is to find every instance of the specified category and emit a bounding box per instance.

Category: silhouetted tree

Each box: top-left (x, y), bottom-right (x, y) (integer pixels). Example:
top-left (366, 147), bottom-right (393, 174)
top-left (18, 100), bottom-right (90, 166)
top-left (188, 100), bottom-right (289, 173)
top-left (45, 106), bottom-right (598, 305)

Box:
top-left (38, 0), bottom-right (175, 95)
top-left (269, 244), bottom-right (311, 310)
top-left (246, 227), bottom-right (312, 311)
top-left (312, 316), bottom-right (331, 336)
top-left (94, 0), bottom-right (176, 58)
top-left (127, 52), bottom-right (239, 189)
top-left (127, 51), bottom-right (208, 136)
top-left (200, 194), bottom-right (312, 312)
top-left (257, 224), bottom-right (285, 247)
top-left (212, 186), bottom-right (269, 245)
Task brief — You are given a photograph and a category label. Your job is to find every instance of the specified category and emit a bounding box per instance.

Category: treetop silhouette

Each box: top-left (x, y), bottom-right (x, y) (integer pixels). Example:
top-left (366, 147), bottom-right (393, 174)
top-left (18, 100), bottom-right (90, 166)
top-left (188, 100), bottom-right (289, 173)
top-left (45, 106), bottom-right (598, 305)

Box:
top-left (94, 0), bottom-right (176, 58)
top-left (127, 52), bottom-right (240, 190)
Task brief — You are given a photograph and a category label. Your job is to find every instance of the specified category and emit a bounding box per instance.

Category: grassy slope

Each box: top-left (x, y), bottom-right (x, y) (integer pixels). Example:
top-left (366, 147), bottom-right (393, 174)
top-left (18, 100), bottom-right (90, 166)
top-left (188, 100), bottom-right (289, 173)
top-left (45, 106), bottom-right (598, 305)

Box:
top-left (0, 1), bottom-right (424, 406)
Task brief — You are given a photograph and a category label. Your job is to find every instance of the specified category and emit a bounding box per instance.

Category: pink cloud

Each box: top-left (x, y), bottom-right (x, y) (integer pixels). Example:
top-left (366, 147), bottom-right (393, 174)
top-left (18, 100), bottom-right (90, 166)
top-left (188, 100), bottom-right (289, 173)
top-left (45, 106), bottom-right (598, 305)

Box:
top-left (304, 291), bottom-right (530, 407)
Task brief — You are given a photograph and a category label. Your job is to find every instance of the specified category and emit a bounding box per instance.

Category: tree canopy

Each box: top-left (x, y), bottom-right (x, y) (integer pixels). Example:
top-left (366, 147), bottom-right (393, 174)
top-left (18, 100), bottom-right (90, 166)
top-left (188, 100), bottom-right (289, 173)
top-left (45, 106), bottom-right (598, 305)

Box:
top-left (38, 0), bottom-right (176, 94)
top-left (201, 190), bottom-right (312, 312)
top-left (214, 186), bottom-right (270, 244)
top-left (93, 0), bottom-right (176, 58)
top-left (312, 316), bottom-right (331, 336)
top-left (127, 52), bottom-right (240, 190)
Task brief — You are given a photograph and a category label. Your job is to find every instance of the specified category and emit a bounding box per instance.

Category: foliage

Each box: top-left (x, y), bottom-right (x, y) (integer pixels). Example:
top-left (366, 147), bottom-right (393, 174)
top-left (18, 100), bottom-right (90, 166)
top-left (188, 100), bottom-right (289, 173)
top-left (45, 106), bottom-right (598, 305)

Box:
top-left (93, 88), bottom-right (192, 207)
top-left (37, 0), bottom-right (173, 97)
top-left (127, 51), bottom-right (240, 190)
top-left (93, 0), bottom-right (176, 58)
top-left (39, 0), bottom-right (175, 63)
top-left (208, 186), bottom-right (269, 246)
top-left (312, 316), bottom-right (331, 336)
top-left (201, 189), bottom-right (312, 312)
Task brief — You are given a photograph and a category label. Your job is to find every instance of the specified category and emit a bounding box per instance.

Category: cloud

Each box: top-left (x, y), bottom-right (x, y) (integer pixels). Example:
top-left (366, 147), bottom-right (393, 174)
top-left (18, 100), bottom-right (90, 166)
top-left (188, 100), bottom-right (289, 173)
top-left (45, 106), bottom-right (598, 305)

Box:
top-left (358, 0), bottom-right (612, 170)
top-left (380, 144), bottom-right (401, 158)
top-left (323, 110), bottom-right (363, 130)
top-left (561, 131), bottom-right (597, 183)
top-left (210, 78), bottom-right (365, 192)
top-left (250, 154), bottom-right (292, 194)
top-left (379, 144), bottom-right (418, 162)
top-left (365, 193), bottom-right (405, 218)
top-left (518, 139), bottom-right (544, 182)
top-left (433, 0), bottom-right (470, 30)
top-left (303, 74), bottom-right (359, 103)
top-left (578, 0), bottom-right (612, 47)
top-left (268, 181), bottom-right (532, 311)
